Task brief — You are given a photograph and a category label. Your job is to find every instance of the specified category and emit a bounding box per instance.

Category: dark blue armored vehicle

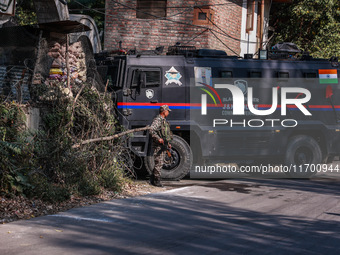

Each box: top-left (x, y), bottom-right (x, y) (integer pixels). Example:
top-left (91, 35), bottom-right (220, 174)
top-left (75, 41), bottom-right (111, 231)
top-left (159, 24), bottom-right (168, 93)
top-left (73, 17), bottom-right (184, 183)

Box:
top-left (96, 46), bottom-right (340, 179)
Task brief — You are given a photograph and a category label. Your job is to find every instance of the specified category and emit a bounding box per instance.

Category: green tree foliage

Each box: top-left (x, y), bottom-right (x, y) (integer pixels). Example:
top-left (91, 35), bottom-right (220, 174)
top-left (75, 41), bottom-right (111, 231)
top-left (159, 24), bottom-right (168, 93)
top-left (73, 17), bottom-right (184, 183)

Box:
top-left (15, 0), bottom-right (37, 25)
top-left (14, 0), bottom-right (105, 32)
top-left (270, 0), bottom-right (340, 58)
top-left (0, 102), bottom-right (32, 195)
top-left (68, 0), bottom-right (105, 34)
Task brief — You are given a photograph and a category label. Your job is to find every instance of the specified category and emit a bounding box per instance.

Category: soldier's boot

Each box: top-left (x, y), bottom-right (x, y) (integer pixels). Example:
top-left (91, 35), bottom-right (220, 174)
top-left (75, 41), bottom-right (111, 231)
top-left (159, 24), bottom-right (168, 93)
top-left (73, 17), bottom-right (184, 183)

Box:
top-left (153, 177), bottom-right (163, 187)
top-left (149, 174), bottom-right (154, 185)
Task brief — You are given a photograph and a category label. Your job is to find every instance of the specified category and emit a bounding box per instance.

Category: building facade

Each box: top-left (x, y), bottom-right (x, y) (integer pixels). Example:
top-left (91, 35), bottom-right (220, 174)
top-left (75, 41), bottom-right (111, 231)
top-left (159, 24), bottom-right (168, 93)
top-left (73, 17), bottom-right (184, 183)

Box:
top-left (104, 0), bottom-right (289, 56)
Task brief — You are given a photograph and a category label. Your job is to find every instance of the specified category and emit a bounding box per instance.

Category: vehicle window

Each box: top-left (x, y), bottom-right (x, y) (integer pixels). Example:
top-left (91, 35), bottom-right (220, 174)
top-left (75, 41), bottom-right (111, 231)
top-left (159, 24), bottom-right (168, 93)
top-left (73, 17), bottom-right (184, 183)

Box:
top-left (108, 66), bottom-right (120, 87)
top-left (305, 72), bottom-right (317, 79)
top-left (131, 70), bottom-right (140, 87)
top-left (220, 71), bottom-right (233, 78)
top-left (131, 69), bottom-right (161, 87)
top-left (145, 71), bottom-right (161, 86)
top-left (278, 71), bottom-right (289, 79)
top-left (249, 71), bottom-right (262, 78)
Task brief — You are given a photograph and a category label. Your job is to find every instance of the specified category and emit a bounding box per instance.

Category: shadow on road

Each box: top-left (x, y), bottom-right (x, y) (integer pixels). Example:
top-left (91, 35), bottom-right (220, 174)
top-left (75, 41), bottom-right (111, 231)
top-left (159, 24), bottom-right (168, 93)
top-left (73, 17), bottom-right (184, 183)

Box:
top-left (234, 177), bottom-right (340, 197)
top-left (19, 180), bottom-right (340, 255)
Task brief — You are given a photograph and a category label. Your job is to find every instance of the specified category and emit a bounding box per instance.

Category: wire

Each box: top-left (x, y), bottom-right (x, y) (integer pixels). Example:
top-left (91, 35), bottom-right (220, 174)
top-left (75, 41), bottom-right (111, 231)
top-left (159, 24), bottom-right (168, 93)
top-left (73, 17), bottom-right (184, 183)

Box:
top-left (72, 0), bottom-right (262, 45)
top-left (71, 0), bottom-right (107, 17)
top-left (183, 28), bottom-right (209, 45)
top-left (197, 6), bottom-right (241, 45)
top-left (210, 30), bottom-right (240, 57)
top-left (110, 0), bottom-right (262, 44)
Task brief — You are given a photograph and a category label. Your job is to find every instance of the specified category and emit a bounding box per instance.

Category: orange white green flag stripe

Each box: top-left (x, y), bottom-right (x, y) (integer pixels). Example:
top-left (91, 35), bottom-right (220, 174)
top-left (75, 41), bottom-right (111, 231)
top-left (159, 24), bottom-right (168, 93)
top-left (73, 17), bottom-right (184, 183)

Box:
top-left (319, 69), bottom-right (338, 84)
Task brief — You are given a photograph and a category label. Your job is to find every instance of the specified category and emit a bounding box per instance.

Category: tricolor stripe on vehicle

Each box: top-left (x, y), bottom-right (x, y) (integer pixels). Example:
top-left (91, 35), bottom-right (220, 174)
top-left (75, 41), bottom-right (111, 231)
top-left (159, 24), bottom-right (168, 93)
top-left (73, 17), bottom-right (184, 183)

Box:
top-left (117, 102), bottom-right (340, 111)
top-left (319, 69), bottom-right (338, 84)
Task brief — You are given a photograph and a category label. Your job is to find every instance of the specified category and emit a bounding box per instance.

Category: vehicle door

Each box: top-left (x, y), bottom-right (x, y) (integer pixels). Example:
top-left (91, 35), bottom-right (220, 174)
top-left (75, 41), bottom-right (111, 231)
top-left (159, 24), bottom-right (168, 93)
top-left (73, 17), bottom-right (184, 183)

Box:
top-left (124, 67), bottom-right (163, 122)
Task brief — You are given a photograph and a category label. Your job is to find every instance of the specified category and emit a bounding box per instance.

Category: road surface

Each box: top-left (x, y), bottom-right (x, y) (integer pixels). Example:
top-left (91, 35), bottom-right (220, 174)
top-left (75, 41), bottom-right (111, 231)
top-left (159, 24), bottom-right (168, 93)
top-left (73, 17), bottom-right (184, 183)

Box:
top-left (1, 174), bottom-right (340, 254)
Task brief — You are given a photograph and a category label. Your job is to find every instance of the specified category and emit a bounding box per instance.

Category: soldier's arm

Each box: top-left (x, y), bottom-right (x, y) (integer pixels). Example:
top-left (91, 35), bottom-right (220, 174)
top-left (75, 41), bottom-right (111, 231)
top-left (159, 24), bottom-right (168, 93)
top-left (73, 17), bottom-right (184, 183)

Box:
top-left (150, 118), bottom-right (162, 142)
top-left (168, 121), bottom-right (173, 142)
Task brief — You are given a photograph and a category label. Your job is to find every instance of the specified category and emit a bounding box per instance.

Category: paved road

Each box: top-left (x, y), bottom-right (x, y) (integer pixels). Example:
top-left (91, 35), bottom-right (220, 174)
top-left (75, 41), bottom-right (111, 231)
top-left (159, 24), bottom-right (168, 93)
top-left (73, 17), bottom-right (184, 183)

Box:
top-left (1, 175), bottom-right (340, 254)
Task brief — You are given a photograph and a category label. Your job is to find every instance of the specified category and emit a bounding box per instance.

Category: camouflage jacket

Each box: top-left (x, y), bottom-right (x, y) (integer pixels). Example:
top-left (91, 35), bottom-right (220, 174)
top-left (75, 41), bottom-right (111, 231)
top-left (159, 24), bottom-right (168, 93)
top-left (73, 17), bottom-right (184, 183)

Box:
top-left (150, 114), bottom-right (172, 144)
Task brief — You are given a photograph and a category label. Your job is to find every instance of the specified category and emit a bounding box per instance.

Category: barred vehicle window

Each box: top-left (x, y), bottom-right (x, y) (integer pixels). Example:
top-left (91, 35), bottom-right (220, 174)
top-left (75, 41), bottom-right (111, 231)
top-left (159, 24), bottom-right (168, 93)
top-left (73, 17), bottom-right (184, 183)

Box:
top-left (132, 69), bottom-right (161, 87)
top-left (145, 70), bottom-right (161, 86)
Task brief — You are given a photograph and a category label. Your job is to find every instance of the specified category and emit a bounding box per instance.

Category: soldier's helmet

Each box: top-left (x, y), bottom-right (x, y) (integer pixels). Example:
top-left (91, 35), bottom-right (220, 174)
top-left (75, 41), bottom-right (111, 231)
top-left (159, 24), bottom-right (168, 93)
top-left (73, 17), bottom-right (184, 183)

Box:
top-left (159, 105), bottom-right (172, 112)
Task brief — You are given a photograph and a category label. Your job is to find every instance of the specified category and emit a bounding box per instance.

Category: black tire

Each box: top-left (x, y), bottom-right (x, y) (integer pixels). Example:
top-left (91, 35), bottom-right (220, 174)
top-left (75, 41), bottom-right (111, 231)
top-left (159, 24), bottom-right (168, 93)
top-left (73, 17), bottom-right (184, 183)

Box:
top-left (145, 135), bottom-right (192, 180)
top-left (284, 135), bottom-right (322, 178)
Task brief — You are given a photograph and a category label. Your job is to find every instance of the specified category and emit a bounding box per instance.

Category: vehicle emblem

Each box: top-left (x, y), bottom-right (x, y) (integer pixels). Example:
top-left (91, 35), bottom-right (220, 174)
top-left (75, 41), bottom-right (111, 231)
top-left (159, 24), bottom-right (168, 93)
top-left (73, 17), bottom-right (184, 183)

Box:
top-left (234, 80), bottom-right (248, 95)
top-left (165, 66), bottom-right (182, 86)
top-left (146, 89), bottom-right (154, 99)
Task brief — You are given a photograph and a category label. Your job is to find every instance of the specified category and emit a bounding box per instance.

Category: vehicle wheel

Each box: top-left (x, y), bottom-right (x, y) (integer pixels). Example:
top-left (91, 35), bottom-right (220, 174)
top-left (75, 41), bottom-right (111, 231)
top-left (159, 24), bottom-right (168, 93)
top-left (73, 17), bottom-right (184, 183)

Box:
top-left (284, 135), bottom-right (322, 178)
top-left (145, 135), bottom-right (192, 180)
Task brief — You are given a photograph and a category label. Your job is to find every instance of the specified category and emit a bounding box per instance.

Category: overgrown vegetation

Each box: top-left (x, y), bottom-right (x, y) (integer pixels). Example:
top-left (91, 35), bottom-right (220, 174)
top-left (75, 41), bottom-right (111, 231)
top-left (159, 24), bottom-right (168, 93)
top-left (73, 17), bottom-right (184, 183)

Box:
top-left (0, 82), bottom-right (134, 202)
top-left (15, 0), bottom-right (105, 33)
top-left (270, 0), bottom-right (340, 58)
top-left (68, 0), bottom-right (105, 35)
top-left (15, 0), bottom-right (37, 26)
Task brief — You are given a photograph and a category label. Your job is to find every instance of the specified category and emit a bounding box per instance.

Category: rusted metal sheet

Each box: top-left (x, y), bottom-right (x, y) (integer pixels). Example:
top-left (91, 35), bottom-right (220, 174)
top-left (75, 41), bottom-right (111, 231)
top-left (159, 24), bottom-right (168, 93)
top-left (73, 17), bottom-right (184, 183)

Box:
top-left (0, 66), bottom-right (31, 102)
top-left (0, 66), bottom-right (6, 96)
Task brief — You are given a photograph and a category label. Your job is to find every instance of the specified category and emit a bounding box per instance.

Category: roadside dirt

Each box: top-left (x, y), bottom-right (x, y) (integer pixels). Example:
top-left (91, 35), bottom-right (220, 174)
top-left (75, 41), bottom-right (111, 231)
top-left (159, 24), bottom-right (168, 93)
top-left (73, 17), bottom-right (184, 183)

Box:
top-left (0, 180), bottom-right (168, 224)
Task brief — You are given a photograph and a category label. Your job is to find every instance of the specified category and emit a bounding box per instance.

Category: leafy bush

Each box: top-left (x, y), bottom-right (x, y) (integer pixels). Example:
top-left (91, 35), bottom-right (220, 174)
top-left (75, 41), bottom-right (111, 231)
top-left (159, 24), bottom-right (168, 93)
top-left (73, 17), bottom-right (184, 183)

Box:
top-left (0, 102), bottom-right (32, 196)
top-left (270, 0), bottom-right (340, 58)
top-left (100, 165), bottom-right (124, 192)
top-left (1, 82), bottom-right (133, 202)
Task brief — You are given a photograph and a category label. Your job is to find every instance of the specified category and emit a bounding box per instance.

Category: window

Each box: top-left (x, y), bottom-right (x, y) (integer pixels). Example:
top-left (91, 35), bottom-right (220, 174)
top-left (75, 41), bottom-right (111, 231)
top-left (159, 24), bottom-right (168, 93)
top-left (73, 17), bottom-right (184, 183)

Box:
top-left (278, 71), bottom-right (289, 80)
top-left (132, 69), bottom-right (161, 87)
top-left (304, 72), bottom-right (317, 79)
top-left (144, 70), bottom-right (161, 86)
top-left (193, 7), bottom-right (214, 25)
top-left (97, 59), bottom-right (123, 88)
top-left (249, 71), bottom-right (262, 78)
top-left (108, 66), bottom-right (120, 87)
top-left (220, 71), bottom-right (233, 78)
top-left (136, 0), bottom-right (167, 19)
top-left (246, 0), bottom-right (255, 32)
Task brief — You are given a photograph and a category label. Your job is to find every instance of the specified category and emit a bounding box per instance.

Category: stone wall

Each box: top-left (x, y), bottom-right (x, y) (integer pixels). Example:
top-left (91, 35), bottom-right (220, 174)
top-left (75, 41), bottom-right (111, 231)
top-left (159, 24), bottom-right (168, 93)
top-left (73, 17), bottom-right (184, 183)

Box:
top-left (47, 40), bottom-right (87, 83)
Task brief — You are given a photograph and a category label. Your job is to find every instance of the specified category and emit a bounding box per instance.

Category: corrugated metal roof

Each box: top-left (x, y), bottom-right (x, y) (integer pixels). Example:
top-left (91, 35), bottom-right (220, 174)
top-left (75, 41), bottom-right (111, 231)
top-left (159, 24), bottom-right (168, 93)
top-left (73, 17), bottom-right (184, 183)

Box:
top-left (38, 20), bottom-right (91, 34)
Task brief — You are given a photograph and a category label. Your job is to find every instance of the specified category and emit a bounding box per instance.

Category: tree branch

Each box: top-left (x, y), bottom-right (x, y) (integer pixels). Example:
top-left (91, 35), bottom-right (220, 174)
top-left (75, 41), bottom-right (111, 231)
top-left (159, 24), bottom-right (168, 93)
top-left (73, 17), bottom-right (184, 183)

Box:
top-left (71, 126), bottom-right (151, 149)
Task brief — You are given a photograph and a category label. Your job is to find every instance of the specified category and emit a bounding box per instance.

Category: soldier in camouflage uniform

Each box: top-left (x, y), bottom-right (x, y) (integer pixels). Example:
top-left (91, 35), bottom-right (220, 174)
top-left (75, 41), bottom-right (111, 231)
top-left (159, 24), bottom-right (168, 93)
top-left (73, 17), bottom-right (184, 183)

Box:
top-left (149, 105), bottom-right (173, 187)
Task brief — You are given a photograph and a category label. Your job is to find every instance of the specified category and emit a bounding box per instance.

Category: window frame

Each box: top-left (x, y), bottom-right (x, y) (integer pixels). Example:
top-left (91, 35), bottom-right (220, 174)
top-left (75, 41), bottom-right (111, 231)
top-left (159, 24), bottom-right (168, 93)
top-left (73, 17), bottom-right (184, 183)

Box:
top-left (193, 7), bottom-right (214, 25)
top-left (131, 67), bottom-right (162, 88)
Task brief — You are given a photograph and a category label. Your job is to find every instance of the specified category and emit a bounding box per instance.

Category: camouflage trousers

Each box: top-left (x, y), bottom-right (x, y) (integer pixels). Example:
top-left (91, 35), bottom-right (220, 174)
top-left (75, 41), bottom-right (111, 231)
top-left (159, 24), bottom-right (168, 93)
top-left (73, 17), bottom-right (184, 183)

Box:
top-left (152, 145), bottom-right (166, 179)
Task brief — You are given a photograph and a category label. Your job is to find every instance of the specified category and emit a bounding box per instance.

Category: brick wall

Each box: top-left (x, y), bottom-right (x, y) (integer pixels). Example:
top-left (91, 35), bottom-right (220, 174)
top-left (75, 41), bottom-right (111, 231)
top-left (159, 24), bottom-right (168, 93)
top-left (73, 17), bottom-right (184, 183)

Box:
top-left (104, 0), bottom-right (243, 55)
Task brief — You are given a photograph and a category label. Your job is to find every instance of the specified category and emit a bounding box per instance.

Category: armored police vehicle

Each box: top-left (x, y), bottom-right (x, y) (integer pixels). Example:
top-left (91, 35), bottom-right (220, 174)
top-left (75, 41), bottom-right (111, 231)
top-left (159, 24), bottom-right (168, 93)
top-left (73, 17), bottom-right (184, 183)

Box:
top-left (96, 46), bottom-right (340, 179)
